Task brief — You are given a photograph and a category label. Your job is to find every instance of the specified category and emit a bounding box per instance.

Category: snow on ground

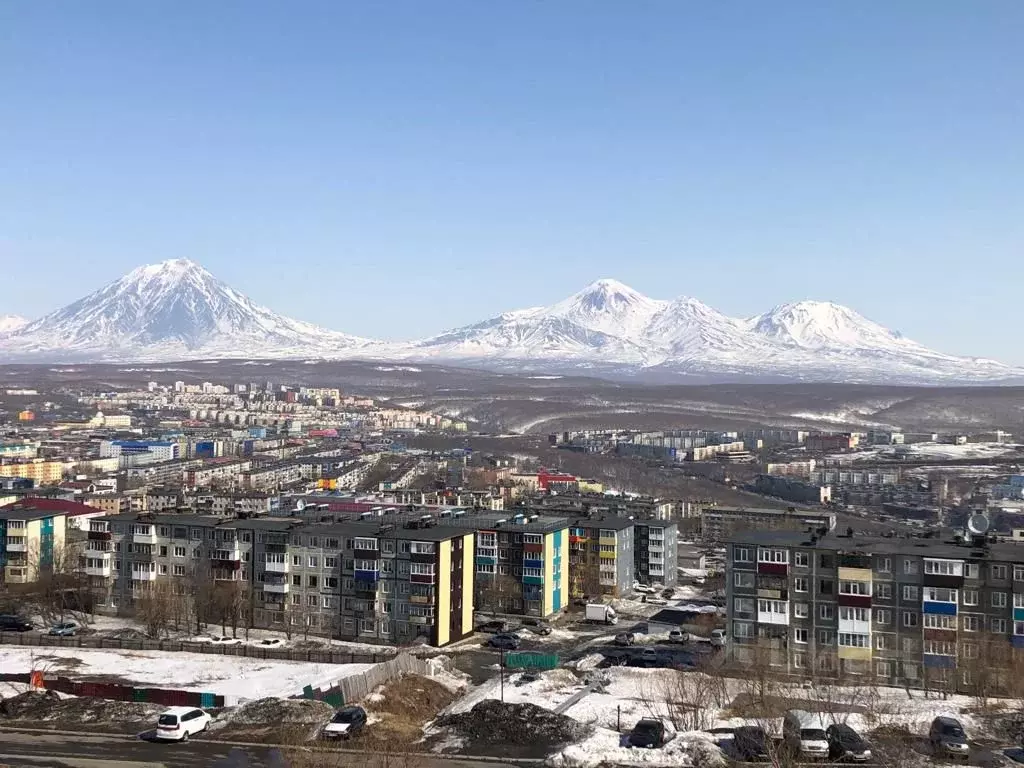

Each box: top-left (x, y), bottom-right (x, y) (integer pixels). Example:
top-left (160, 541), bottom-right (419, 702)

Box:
top-left (0, 646), bottom-right (373, 703)
top-left (548, 728), bottom-right (725, 768)
top-left (833, 442), bottom-right (1021, 463)
top-left (445, 668), bottom-right (584, 715)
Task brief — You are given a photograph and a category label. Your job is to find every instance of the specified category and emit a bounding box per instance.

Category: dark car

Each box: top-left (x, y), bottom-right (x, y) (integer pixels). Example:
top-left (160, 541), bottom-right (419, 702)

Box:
top-left (521, 618), bottom-right (552, 636)
top-left (487, 633), bottom-right (521, 650)
top-left (614, 632), bottom-right (636, 646)
top-left (827, 723), bottom-right (871, 762)
top-left (321, 705), bottom-right (367, 739)
top-left (734, 726), bottom-right (770, 761)
top-left (0, 615), bottom-right (33, 632)
top-left (477, 620), bottom-right (510, 634)
top-left (930, 716), bottom-right (969, 759)
top-left (629, 719), bottom-right (667, 749)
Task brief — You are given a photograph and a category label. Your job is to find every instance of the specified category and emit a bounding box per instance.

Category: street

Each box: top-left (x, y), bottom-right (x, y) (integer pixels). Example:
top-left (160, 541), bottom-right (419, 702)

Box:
top-left (0, 728), bottom-right (530, 768)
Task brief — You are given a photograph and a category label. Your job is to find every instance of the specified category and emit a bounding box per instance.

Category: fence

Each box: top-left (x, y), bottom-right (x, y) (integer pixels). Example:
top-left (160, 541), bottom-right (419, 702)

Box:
top-left (300, 652), bottom-right (435, 707)
top-left (0, 632), bottom-right (394, 665)
top-left (0, 671), bottom-right (224, 709)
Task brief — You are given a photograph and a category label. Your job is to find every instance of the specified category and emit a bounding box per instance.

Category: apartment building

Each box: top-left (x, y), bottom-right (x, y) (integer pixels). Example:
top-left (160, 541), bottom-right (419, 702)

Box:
top-left (568, 517), bottom-right (635, 598)
top-left (634, 520), bottom-right (679, 587)
top-left (0, 459), bottom-right (65, 485)
top-left (700, 507), bottom-right (836, 543)
top-left (0, 505), bottom-right (67, 584)
top-left (726, 529), bottom-right (1024, 694)
top-left (184, 458), bottom-right (253, 488)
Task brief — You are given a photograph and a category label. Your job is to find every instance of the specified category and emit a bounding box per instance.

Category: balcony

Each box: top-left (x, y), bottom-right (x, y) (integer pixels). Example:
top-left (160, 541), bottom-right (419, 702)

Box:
top-left (264, 581), bottom-right (289, 594)
top-left (3, 566), bottom-right (28, 583)
top-left (265, 560), bottom-right (289, 573)
top-left (84, 564), bottom-right (112, 577)
top-left (131, 570), bottom-right (157, 582)
top-left (87, 530), bottom-right (112, 542)
top-left (133, 530), bottom-right (158, 545)
top-left (648, 544), bottom-right (664, 553)
top-left (410, 573), bottom-right (435, 585)
top-left (212, 545), bottom-right (241, 562)
top-left (5, 538), bottom-right (27, 553)
top-left (409, 595), bottom-right (433, 605)
top-left (757, 562), bottom-right (788, 577)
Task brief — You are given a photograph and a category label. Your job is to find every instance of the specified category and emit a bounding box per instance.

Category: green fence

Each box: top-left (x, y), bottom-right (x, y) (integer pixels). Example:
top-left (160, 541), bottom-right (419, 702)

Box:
top-left (504, 652), bottom-right (559, 670)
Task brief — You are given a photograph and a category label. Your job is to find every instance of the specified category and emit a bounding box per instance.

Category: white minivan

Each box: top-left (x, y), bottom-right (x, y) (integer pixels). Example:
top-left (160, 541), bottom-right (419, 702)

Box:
top-left (783, 710), bottom-right (829, 759)
top-left (155, 706), bottom-right (212, 741)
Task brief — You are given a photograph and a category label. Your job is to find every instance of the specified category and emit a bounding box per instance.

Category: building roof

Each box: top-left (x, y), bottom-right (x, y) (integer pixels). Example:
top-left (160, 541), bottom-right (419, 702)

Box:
top-left (569, 516), bottom-right (635, 531)
top-left (0, 497), bottom-right (103, 518)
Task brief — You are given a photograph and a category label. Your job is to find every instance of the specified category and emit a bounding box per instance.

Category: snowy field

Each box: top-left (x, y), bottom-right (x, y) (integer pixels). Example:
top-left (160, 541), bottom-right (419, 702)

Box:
top-left (834, 441), bottom-right (1021, 463)
top-left (0, 646), bottom-right (373, 703)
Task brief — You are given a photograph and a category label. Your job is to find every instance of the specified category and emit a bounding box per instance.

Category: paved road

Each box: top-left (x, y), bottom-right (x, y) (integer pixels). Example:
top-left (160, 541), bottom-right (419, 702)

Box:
top-left (0, 728), bottom-right (530, 768)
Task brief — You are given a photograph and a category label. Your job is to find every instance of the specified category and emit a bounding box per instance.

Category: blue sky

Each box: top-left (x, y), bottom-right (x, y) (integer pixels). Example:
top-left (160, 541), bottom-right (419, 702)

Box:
top-left (2, 1), bottom-right (1022, 359)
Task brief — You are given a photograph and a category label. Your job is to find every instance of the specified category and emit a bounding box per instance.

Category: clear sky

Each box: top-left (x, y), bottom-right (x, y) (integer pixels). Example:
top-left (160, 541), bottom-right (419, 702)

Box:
top-left (2, 2), bottom-right (1022, 360)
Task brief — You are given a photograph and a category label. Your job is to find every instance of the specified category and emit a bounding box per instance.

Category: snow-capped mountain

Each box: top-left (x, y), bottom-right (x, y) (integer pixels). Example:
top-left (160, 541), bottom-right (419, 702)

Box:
top-left (0, 315), bottom-right (28, 335)
top-left (0, 259), bottom-right (372, 361)
top-left (0, 262), bottom-right (1018, 384)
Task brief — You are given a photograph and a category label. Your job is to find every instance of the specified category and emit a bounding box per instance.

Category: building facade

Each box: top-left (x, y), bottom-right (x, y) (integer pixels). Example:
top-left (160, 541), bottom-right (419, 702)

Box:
top-left (0, 506), bottom-right (67, 584)
top-left (568, 517), bottom-right (634, 598)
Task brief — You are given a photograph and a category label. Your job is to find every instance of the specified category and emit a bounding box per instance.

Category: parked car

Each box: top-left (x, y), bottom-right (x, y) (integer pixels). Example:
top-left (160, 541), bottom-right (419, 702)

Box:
top-left (48, 621), bottom-right (78, 637)
top-left (321, 705), bottom-right (367, 740)
top-left (155, 706), bottom-right (212, 742)
top-left (0, 615), bottom-right (33, 632)
top-left (826, 723), bottom-right (872, 762)
top-left (639, 648), bottom-right (658, 664)
top-left (710, 628), bottom-right (726, 647)
top-left (628, 718), bottom-right (668, 749)
top-left (693, 576), bottom-right (706, 585)
top-left (257, 638), bottom-right (284, 647)
top-left (668, 629), bottom-right (687, 644)
top-left (487, 633), bottom-right (521, 650)
top-left (209, 635), bottom-right (242, 645)
top-left (661, 588), bottom-right (675, 599)
top-left (783, 710), bottom-right (829, 760)
top-left (614, 632), bottom-right (636, 646)
top-left (477, 620), bottom-right (510, 634)
top-left (515, 671), bottom-right (540, 686)
top-left (733, 726), bottom-right (770, 761)
top-left (930, 716), bottom-right (969, 759)
top-left (633, 583), bottom-right (655, 595)
top-left (641, 595), bottom-right (668, 606)
top-left (521, 618), bottom-right (552, 636)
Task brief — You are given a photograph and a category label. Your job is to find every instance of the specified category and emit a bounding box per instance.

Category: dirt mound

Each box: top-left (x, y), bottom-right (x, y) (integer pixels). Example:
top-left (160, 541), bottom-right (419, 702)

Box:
top-left (229, 697), bottom-right (335, 726)
top-left (0, 690), bottom-right (161, 723)
top-left (434, 699), bottom-right (590, 758)
top-left (361, 674), bottom-right (460, 747)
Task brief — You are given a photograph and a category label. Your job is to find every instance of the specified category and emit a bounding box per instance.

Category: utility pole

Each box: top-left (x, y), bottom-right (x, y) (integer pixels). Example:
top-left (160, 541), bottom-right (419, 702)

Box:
top-left (500, 648), bottom-right (505, 702)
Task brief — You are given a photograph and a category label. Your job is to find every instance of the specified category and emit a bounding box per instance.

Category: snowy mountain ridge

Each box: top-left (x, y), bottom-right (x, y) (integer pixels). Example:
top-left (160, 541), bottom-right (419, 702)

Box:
top-left (0, 260), bottom-right (1018, 384)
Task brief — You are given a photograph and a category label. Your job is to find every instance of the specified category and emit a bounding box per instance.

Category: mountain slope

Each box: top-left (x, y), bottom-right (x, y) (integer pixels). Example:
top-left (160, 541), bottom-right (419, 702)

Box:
top-left (0, 315), bottom-right (28, 335)
top-left (1, 259), bottom-right (373, 360)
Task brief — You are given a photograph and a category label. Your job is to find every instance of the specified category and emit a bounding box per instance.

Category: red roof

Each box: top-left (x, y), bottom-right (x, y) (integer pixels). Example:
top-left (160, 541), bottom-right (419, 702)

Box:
top-left (0, 497), bottom-right (104, 517)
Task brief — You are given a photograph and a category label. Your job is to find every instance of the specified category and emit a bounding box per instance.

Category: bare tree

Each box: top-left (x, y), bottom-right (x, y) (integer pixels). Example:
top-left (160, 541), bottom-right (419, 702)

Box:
top-left (474, 573), bottom-right (521, 617)
top-left (136, 580), bottom-right (175, 638)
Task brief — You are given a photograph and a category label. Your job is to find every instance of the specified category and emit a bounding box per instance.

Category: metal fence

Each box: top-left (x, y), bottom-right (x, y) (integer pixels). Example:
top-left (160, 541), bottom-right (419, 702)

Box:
top-left (0, 631), bottom-right (394, 665)
top-left (301, 652), bottom-right (432, 706)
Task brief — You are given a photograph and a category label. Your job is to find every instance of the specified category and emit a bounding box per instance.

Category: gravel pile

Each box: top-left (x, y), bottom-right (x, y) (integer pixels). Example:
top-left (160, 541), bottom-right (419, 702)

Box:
top-left (228, 697), bottom-right (335, 726)
top-left (435, 699), bottom-right (590, 757)
top-left (0, 690), bottom-right (161, 723)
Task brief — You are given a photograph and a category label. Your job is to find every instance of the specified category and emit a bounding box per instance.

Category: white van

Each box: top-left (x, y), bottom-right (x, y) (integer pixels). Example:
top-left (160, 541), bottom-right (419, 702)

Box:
top-left (155, 706), bottom-right (212, 741)
top-left (783, 710), bottom-right (829, 759)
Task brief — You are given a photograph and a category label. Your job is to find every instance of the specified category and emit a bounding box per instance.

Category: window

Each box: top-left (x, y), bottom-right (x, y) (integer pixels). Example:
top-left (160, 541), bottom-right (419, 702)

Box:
top-left (840, 606), bottom-right (869, 622)
top-left (923, 614), bottom-right (956, 630)
top-left (757, 599), bottom-right (787, 615)
top-left (173, 546), bottom-right (185, 558)
top-left (964, 563), bottom-right (979, 579)
top-left (324, 556), bottom-right (338, 569)
top-left (902, 611), bottom-right (919, 627)
top-left (819, 553), bottom-right (835, 569)
top-left (793, 603), bottom-right (809, 619)
top-left (158, 564), bottom-right (168, 575)
top-left (758, 548), bottom-right (787, 564)
top-left (876, 660), bottom-right (893, 678)
top-left (819, 604), bottom-right (835, 620)
top-left (1016, 621), bottom-right (1024, 636)
top-left (962, 642), bottom-right (979, 659)
top-left (307, 595), bottom-right (317, 607)
top-left (325, 577), bottom-right (338, 589)
top-left (839, 633), bottom-right (869, 648)
top-left (902, 637), bottom-right (919, 653)
top-left (903, 559), bottom-right (919, 575)
top-left (793, 653), bottom-right (806, 669)
top-left (924, 587), bottom-right (957, 603)
top-left (963, 615), bottom-right (979, 632)
top-left (992, 618), bottom-right (1008, 633)
top-left (192, 548), bottom-right (200, 559)
top-left (322, 596), bottom-right (333, 609)
top-left (732, 621), bottom-right (753, 638)
top-left (733, 597), bottom-right (755, 619)
top-left (875, 583), bottom-right (892, 600)
top-left (1014, 566), bottom-right (1024, 582)
top-left (874, 633), bottom-right (892, 650)
top-left (923, 640), bottom-right (956, 656)
top-left (903, 663), bottom-right (920, 680)
top-left (794, 628), bottom-right (808, 644)
top-left (992, 564), bottom-right (1008, 580)
top-left (292, 575), bottom-right (302, 586)
top-left (308, 556), bottom-right (318, 568)
top-left (794, 551), bottom-right (809, 567)
top-left (819, 579), bottom-right (834, 595)
top-left (874, 609), bottom-right (891, 624)
top-left (381, 540), bottom-right (394, 554)
top-left (292, 555), bottom-right (302, 567)
top-left (734, 572), bottom-right (754, 588)
top-left (477, 563), bottom-right (496, 574)
top-left (902, 585), bottom-right (919, 602)
top-left (877, 557), bottom-right (892, 573)
top-left (924, 559), bottom-right (963, 576)
top-left (793, 577), bottom-right (808, 593)
top-left (839, 580), bottom-right (870, 596)
top-left (307, 575), bottom-right (318, 588)
top-left (159, 546), bottom-right (168, 557)
top-left (1015, 593), bottom-right (1024, 609)
top-left (733, 546), bottom-right (752, 563)
top-left (173, 565), bottom-right (185, 576)
top-left (963, 589), bottom-right (978, 606)
top-left (817, 629), bottom-right (834, 646)
top-left (992, 592), bottom-right (1008, 609)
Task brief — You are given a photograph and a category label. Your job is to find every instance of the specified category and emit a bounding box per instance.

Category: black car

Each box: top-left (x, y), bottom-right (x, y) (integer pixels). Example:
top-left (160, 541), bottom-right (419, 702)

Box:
top-left (734, 726), bottom-right (770, 761)
top-left (629, 719), bottom-right (667, 749)
top-left (477, 620), bottom-right (510, 634)
top-left (521, 618), bottom-right (552, 636)
top-left (0, 615), bottom-right (32, 632)
top-left (321, 705), bottom-right (367, 739)
top-left (487, 633), bottom-right (520, 650)
top-left (929, 716), bottom-right (969, 760)
top-left (827, 723), bottom-right (872, 762)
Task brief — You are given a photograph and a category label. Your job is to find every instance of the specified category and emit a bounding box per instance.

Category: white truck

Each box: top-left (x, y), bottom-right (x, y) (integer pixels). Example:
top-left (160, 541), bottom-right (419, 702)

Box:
top-left (585, 603), bottom-right (618, 625)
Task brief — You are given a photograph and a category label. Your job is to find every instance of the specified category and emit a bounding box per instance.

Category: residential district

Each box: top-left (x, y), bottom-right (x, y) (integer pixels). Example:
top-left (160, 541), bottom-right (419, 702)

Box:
top-left (3, 379), bottom-right (1024, 766)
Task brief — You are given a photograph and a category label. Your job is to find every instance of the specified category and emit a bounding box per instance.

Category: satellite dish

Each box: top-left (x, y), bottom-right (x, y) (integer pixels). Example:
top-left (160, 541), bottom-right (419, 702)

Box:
top-left (967, 513), bottom-right (990, 536)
